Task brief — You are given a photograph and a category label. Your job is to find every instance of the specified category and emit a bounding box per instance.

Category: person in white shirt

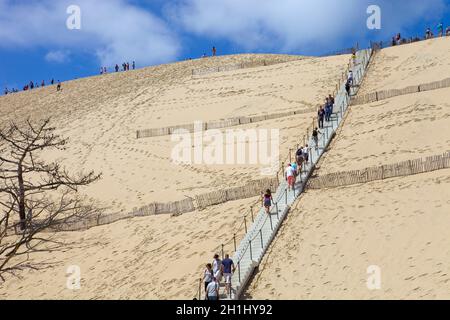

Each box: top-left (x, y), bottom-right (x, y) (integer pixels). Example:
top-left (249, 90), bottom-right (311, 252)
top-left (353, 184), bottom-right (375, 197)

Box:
top-left (212, 254), bottom-right (223, 283)
top-left (285, 164), bottom-right (296, 191)
top-left (203, 263), bottom-right (213, 297)
top-left (302, 145), bottom-right (310, 164)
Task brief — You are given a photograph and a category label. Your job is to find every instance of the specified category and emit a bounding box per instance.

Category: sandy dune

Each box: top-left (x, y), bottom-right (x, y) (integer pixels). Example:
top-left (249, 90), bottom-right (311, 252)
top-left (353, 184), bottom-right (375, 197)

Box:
top-left (4, 37), bottom-right (449, 300)
top-left (246, 169), bottom-right (450, 300)
top-left (0, 53), bottom-right (349, 299)
top-left (245, 40), bottom-right (450, 300)
top-left (0, 196), bottom-right (262, 300)
top-left (319, 88), bottom-right (450, 174)
top-left (0, 54), bottom-right (349, 213)
top-left (360, 37), bottom-right (450, 94)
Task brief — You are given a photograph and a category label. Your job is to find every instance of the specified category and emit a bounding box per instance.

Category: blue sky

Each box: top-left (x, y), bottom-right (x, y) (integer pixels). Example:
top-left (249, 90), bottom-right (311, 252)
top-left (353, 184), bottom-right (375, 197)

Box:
top-left (1, 0), bottom-right (449, 92)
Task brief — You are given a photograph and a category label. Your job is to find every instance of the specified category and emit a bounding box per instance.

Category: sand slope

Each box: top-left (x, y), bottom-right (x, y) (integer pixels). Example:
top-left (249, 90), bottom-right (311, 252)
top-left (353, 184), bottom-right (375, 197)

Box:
top-left (360, 37), bottom-right (450, 94)
top-left (246, 39), bottom-right (450, 300)
top-left (0, 196), bottom-right (261, 300)
top-left (0, 54), bottom-right (349, 213)
top-left (0, 53), bottom-right (349, 299)
top-left (246, 169), bottom-right (450, 300)
top-left (319, 88), bottom-right (450, 174)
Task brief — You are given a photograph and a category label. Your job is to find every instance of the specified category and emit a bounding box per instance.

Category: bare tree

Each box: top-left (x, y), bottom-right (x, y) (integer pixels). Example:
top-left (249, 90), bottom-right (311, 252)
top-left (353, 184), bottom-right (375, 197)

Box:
top-left (0, 118), bottom-right (101, 280)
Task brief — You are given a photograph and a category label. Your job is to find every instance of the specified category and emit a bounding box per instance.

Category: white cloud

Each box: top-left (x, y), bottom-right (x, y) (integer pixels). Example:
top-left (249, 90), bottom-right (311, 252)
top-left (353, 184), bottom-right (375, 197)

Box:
top-left (166, 0), bottom-right (447, 53)
top-left (45, 50), bottom-right (70, 63)
top-left (0, 0), bottom-right (180, 67)
top-left (0, 0), bottom-right (447, 66)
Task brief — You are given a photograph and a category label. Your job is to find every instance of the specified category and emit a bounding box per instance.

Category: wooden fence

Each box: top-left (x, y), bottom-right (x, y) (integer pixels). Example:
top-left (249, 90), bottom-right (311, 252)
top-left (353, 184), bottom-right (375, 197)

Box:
top-left (136, 109), bottom-right (314, 139)
top-left (191, 58), bottom-right (301, 77)
top-left (42, 176), bottom-right (279, 232)
top-left (195, 177), bottom-right (279, 210)
top-left (307, 152), bottom-right (450, 190)
top-left (351, 77), bottom-right (450, 106)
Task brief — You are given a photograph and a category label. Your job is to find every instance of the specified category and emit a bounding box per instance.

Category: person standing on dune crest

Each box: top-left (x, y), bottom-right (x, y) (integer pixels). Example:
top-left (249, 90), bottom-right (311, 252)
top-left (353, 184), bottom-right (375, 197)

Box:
top-left (438, 22), bottom-right (444, 37)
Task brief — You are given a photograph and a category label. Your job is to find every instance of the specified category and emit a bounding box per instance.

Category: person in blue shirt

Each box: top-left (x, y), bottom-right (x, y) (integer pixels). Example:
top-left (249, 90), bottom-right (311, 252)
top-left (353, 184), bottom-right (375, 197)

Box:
top-left (325, 98), bottom-right (332, 122)
top-left (222, 254), bottom-right (235, 297)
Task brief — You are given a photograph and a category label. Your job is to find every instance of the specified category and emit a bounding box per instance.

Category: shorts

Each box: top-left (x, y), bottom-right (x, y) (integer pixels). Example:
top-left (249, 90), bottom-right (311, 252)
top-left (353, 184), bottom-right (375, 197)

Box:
top-left (288, 176), bottom-right (295, 186)
top-left (264, 199), bottom-right (271, 207)
top-left (224, 273), bottom-right (232, 284)
top-left (214, 271), bottom-right (223, 282)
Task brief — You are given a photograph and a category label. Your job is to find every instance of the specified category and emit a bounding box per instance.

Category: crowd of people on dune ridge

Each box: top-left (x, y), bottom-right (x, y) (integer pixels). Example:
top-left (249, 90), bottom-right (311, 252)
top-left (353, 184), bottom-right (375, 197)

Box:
top-left (2, 60), bottom-right (138, 96)
top-left (4, 79), bottom-right (62, 96)
top-left (389, 23), bottom-right (450, 46)
top-left (106, 61), bottom-right (136, 74)
top-left (3, 46), bottom-right (221, 96)
top-left (3, 45), bottom-right (223, 96)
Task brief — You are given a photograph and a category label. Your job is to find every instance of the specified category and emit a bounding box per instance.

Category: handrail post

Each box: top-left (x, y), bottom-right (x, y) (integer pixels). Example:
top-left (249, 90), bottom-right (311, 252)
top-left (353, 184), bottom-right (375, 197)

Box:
top-left (233, 234), bottom-right (237, 252)
top-left (285, 188), bottom-right (288, 204)
top-left (250, 206), bottom-right (254, 223)
top-left (293, 182), bottom-right (296, 197)
top-left (199, 278), bottom-right (202, 300)
top-left (249, 240), bottom-right (253, 261)
top-left (244, 216), bottom-right (248, 233)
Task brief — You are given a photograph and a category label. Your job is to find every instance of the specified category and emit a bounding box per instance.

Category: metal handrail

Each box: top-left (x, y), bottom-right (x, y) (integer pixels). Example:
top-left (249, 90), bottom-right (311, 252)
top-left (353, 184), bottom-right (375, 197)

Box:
top-left (193, 48), bottom-right (373, 300)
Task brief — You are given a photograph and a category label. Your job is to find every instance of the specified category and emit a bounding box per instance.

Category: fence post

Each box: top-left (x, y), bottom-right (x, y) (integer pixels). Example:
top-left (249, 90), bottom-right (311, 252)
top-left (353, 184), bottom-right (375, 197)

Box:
top-left (250, 206), bottom-right (254, 223)
top-left (249, 240), bottom-right (253, 261)
top-left (198, 278), bottom-right (202, 300)
top-left (244, 216), bottom-right (248, 233)
top-left (233, 234), bottom-right (237, 252)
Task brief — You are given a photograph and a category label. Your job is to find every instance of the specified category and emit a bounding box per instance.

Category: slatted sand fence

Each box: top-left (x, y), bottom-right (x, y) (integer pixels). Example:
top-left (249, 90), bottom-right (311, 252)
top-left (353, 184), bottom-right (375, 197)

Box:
top-left (351, 77), bottom-right (450, 106)
top-left (308, 152), bottom-right (450, 190)
top-left (191, 57), bottom-right (303, 77)
top-left (195, 177), bottom-right (279, 210)
top-left (39, 177), bottom-right (279, 233)
top-left (43, 197), bottom-right (196, 233)
top-left (136, 108), bottom-right (315, 139)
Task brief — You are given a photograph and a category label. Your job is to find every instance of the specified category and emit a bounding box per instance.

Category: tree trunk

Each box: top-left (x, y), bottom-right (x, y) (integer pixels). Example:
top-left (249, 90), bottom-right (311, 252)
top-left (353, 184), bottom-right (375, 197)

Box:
top-left (17, 164), bottom-right (26, 230)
